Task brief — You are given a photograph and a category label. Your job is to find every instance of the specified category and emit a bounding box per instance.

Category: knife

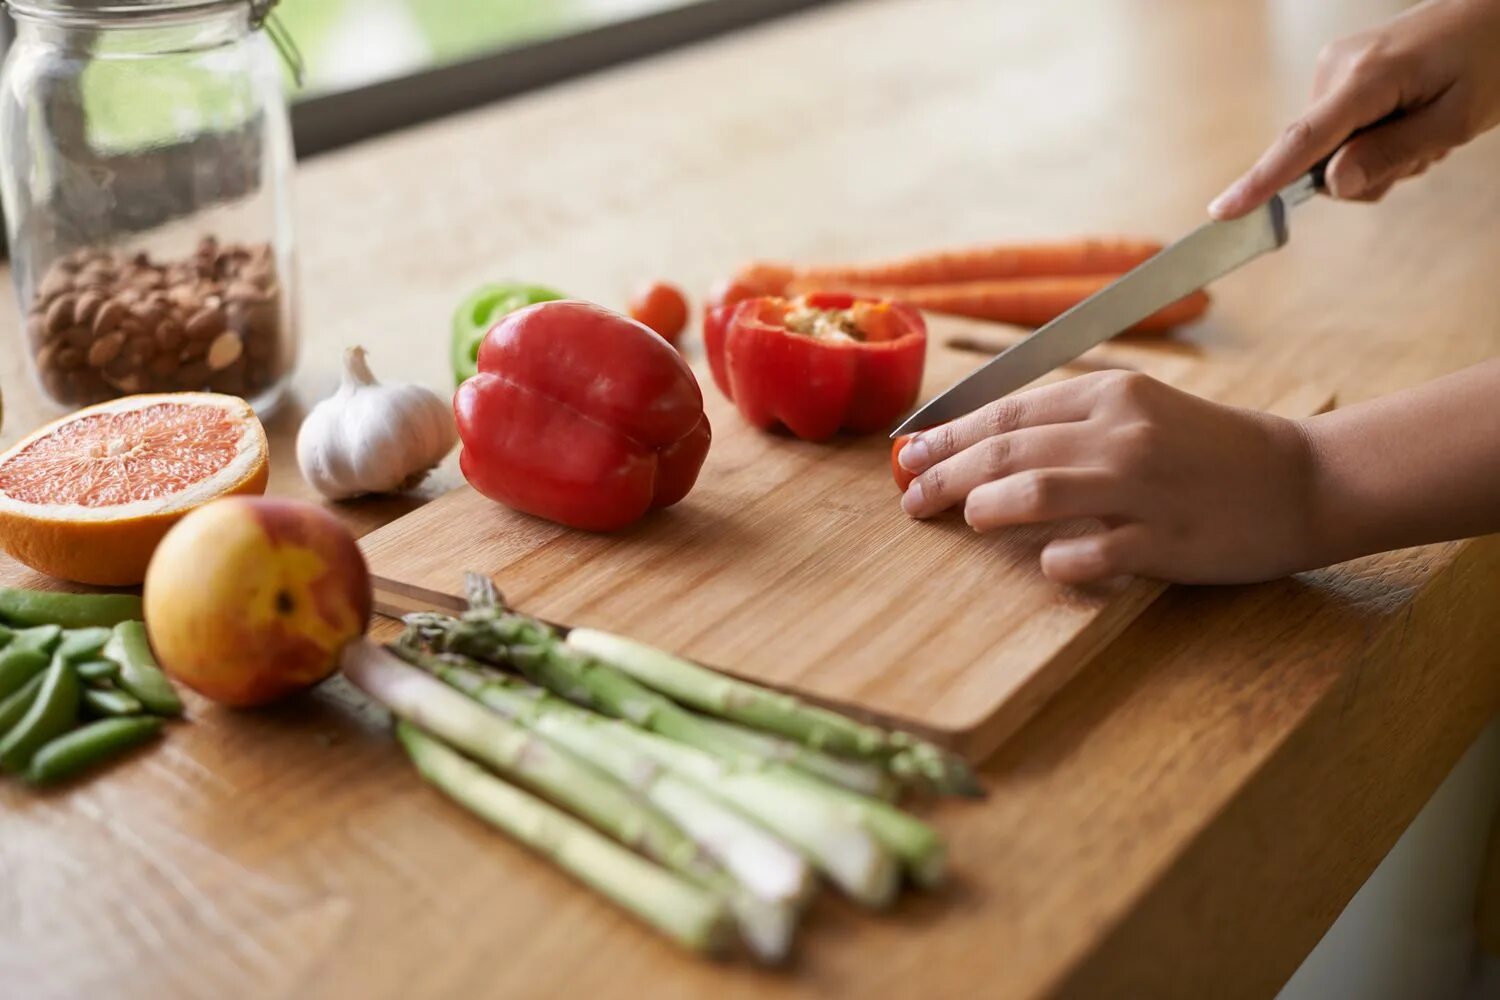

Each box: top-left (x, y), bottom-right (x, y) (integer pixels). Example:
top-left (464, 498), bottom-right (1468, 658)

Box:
top-left (889, 169), bottom-right (1323, 438)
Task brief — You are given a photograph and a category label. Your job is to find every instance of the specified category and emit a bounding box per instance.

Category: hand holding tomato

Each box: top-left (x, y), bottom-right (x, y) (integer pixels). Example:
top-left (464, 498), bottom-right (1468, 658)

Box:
top-left (894, 371), bottom-right (1318, 585)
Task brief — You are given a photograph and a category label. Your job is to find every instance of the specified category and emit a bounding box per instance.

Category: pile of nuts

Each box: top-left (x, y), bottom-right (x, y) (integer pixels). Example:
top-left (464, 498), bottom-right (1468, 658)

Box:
top-left (25, 237), bottom-right (288, 407)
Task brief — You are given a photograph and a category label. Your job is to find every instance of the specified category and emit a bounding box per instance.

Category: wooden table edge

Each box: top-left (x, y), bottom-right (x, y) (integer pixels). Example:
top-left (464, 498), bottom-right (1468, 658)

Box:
top-left (1052, 533), bottom-right (1500, 997)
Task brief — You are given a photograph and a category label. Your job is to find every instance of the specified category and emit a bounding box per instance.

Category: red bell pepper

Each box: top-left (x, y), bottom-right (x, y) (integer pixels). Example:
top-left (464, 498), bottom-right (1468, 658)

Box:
top-left (702, 276), bottom-right (773, 398)
top-left (709, 292), bottom-right (927, 441)
top-left (454, 300), bottom-right (711, 531)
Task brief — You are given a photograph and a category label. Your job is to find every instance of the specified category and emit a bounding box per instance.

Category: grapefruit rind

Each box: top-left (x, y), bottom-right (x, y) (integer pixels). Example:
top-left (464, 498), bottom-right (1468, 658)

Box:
top-left (0, 393), bottom-right (269, 585)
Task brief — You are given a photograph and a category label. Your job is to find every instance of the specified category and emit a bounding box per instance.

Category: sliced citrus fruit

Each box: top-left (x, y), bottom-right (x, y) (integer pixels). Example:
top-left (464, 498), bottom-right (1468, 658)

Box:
top-left (0, 393), bottom-right (269, 585)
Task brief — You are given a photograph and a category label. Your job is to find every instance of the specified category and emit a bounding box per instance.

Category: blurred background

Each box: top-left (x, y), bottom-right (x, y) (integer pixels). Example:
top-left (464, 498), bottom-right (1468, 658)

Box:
top-left (279, 0), bottom-right (696, 97)
top-left (0, 0), bottom-right (829, 157)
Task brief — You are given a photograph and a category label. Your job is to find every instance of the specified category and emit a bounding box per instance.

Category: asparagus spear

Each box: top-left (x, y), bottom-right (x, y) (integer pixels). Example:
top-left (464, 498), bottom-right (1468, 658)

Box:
top-left (399, 632), bottom-right (900, 905)
top-left (397, 722), bottom-right (730, 956)
top-left (397, 647), bottom-right (805, 961)
top-left (405, 611), bottom-right (842, 785)
top-left (565, 626), bottom-right (980, 798)
top-left (410, 609), bottom-right (912, 799)
top-left (343, 641), bottom-right (714, 885)
top-left (346, 640), bottom-right (791, 962)
top-left (458, 574), bottom-right (980, 797)
top-left (398, 640), bottom-right (901, 906)
top-left (600, 719), bottom-right (902, 908)
top-left (693, 715), bottom-right (896, 800)
top-left (400, 646), bottom-right (813, 906)
top-left (404, 614), bottom-right (943, 898)
top-left (416, 591), bottom-right (954, 881)
top-left (564, 627), bottom-right (887, 753)
top-left (782, 771), bottom-right (946, 889)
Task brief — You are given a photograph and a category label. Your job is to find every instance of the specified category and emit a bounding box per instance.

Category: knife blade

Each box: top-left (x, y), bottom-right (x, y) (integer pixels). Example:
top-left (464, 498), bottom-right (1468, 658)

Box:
top-left (889, 172), bottom-right (1321, 438)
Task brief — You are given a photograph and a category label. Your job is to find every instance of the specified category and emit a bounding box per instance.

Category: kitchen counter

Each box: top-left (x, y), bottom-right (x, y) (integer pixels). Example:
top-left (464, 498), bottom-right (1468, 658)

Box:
top-left (3, 1), bottom-right (1500, 996)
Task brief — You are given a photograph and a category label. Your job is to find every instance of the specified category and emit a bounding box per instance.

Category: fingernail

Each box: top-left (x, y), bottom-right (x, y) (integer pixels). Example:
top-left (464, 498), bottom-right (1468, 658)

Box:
top-left (1207, 184), bottom-right (1241, 219)
top-left (898, 437), bottom-right (930, 472)
top-left (901, 480), bottom-right (924, 516)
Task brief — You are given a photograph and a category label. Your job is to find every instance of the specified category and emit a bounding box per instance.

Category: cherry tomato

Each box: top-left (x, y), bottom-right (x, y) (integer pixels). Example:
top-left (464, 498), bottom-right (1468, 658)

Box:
top-left (891, 434), bottom-right (916, 492)
top-left (628, 282), bottom-right (690, 346)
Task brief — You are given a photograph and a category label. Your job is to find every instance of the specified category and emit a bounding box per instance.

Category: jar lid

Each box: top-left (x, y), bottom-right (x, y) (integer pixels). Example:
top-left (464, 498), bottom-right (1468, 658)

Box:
top-left (4, 0), bottom-right (303, 83)
top-left (4, 1), bottom-right (273, 18)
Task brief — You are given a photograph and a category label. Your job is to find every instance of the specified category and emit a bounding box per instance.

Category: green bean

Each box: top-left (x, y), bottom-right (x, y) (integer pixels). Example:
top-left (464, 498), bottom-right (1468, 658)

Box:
top-left (83, 687), bottom-right (144, 718)
top-left (0, 657), bottom-right (80, 771)
top-left (24, 716), bottom-right (163, 786)
top-left (75, 659), bottom-right (120, 683)
top-left (0, 623), bottom-right (13, 647)
top-left (0, 588), bottom-right (143, 629)
top-left (0, 672), bottom-right (45, 737)
top-left (57, 627), bottom-right (112, 663)
top-left (0, 626), bottom-right (62, 699)
top-left (104, 622), bottom-right (182, 717)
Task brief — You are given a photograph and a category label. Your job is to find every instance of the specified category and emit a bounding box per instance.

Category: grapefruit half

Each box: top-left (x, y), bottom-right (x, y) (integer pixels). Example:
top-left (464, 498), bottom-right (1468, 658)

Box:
top-left (0, 393), bottom-right (269, 585)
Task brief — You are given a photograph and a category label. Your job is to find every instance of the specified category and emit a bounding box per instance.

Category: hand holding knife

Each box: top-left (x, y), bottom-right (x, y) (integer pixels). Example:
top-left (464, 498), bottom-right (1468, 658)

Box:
top-left (892, 1), bottom-right (1500, 589)
top-left (890, 127), bottom-right (1386, 439)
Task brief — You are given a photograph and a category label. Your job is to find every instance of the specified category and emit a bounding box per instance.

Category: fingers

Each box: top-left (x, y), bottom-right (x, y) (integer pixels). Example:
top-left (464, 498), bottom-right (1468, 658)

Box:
top-left (901, 423), bottom-right (1095, 518)
top-left (898, 371), bottom-right (1121, 476)
top-left (1040, 525), bottom-right (1152, 585)
top-left (1343, 177), bottom-right (1396, 203)
top-left (963, 468), bottom-right (1132, 533)
top-left (1209, 78), bottom-right (1400, 220)
top-left (1323, 92), bottom-right (1470, 199)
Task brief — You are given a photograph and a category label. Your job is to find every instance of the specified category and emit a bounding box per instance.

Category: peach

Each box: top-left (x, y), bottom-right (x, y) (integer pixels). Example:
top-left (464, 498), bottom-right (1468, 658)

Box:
top-left (143, 496), bottom-right (371, 707)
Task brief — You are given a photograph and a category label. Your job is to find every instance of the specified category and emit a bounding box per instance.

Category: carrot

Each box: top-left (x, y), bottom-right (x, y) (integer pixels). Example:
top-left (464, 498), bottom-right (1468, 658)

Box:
top-left (744, 238), bottom-right (1163, 290)
top-left (784, 276), bottom-right (1210, 335)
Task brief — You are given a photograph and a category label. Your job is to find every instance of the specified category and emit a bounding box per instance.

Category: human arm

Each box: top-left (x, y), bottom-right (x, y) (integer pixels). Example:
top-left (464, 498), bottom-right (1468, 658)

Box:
top-left (1209, 0), bottom-right (1500, 219)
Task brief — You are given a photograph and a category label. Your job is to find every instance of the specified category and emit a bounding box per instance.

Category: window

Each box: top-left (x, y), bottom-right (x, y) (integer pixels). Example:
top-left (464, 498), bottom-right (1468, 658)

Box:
top-left (279, 0), bottom-right (833, 155)
top-left (281, 0), bottom-right (706, 99)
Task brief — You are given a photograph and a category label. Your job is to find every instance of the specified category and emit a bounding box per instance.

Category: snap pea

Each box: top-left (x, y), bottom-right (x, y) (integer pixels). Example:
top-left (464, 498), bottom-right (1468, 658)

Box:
top-left (0, 588), bottom-right (143, 629)
top-left (75, 659), bottom-right (120, 683)
top-left (0, 672), bottom-right (45, 737)
top-left (0, 656), bottom-right (80, 771)
top-left (83, 687), bottom-right (144, 718)
top-left (0, 649), bottom-right (49, 700)
top-left (0, 625), bottom-right (62, 699)
top-left (24, 716), bottom-right (163, 786)
top-left (56, 627), bottom-right (112, 663)
top-left (103, 622), bottom-right (182, 717)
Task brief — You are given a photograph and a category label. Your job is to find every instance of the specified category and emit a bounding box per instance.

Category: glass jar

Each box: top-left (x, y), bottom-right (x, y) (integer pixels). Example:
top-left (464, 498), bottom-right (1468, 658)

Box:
top-left (0, 0), bottom-right (297, 414)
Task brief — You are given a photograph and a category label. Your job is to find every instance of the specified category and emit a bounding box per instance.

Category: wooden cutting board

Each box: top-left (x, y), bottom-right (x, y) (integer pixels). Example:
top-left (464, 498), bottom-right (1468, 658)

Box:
top-left (361, 317), bottom-right (1332, 761)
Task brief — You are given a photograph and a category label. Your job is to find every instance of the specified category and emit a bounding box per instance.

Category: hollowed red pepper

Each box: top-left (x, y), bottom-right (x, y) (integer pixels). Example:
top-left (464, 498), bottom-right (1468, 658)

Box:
top-left (702, 275), bottom-right (776, 399)
top-left (454, 300), bottom-right (711, 531)
top-left (709, 292), bottom-right (927, 441)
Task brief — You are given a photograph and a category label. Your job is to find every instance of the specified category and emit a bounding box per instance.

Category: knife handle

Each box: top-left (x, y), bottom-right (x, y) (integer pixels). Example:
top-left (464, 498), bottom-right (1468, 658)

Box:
top-left (1308, 110), bottom-right (1407, 193)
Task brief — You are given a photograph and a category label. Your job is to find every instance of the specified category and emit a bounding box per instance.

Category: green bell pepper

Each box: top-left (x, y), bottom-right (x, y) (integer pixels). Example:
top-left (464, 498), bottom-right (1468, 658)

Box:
top-left (451, 283), bottom-right (565, 386)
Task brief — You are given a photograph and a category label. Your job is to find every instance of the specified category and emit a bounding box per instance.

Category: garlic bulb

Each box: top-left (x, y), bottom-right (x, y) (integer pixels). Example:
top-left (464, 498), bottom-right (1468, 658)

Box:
top-left (297, 346), bottom-right (457, 500)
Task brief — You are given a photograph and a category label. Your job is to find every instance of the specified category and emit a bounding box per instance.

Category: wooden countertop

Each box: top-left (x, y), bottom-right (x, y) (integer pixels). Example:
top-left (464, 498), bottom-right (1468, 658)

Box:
top-left (4, 1), bottom-right (1500, 996)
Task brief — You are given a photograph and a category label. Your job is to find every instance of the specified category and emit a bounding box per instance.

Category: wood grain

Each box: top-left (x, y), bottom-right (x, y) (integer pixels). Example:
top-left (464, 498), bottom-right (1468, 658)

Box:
top-left (1478, 779), bottom-right (1500, 956)
top-left (363, 333), bottom-right (1331, 760)
top-left (1, 0), bottom-right (1498, 997)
